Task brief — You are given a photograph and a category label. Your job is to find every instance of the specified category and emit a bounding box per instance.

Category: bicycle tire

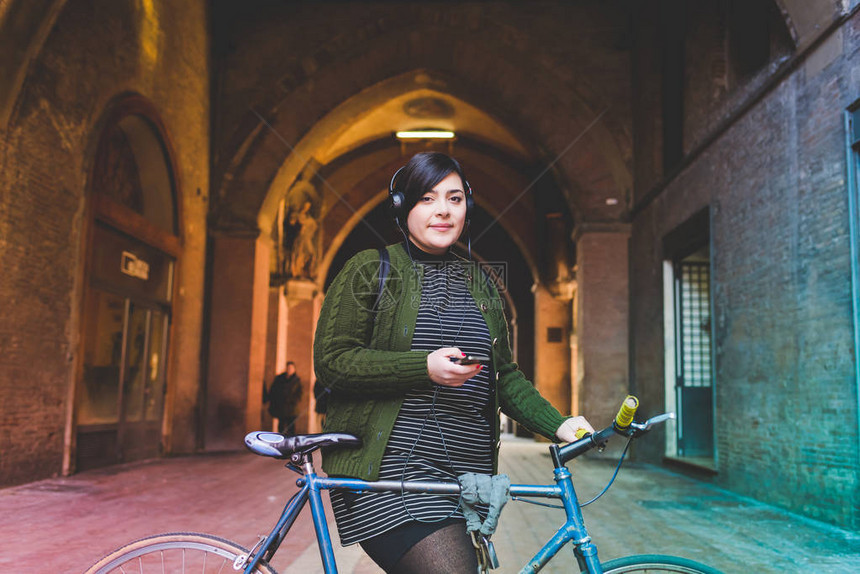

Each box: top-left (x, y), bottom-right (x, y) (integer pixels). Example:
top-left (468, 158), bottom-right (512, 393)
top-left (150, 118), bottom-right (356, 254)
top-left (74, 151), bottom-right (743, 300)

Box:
top-left (597, 554), bottom-right (723, 574)
top-left (83, 532), bottom-right (278, 574)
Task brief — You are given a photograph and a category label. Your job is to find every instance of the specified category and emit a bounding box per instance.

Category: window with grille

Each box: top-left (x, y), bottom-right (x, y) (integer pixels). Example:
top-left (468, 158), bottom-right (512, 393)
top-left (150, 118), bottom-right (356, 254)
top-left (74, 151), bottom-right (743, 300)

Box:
top-left (676, 261), bottom-right (712, 389)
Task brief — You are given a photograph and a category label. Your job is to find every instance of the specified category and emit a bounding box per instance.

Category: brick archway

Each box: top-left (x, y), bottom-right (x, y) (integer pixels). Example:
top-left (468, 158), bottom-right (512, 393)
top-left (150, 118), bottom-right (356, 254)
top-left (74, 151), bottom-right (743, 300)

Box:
top-left (212, 25), bottom-right (633, 235)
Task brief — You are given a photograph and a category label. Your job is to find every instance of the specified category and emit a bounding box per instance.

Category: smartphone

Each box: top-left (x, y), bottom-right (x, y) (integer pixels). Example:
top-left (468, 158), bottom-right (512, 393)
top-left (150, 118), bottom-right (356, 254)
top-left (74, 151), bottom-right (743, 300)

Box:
top-left (449, 354), bottom-right (490, 365)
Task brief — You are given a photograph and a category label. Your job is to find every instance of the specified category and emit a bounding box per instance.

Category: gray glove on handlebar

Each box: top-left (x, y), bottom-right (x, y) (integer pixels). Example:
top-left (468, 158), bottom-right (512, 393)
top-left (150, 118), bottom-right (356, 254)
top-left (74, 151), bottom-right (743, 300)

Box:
top-left (458, 473), bottom-right (511, 536)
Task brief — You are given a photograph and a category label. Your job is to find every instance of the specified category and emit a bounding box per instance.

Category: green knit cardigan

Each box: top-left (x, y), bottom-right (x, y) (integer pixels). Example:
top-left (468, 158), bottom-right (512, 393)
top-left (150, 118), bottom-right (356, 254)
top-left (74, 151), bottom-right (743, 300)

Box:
top-left (314, 243), bottom-right (567, 481)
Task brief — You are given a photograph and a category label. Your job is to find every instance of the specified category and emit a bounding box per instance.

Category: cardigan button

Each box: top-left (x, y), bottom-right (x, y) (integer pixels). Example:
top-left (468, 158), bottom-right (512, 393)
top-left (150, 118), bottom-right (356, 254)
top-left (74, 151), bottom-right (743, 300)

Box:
top-left (492, 337), bottom-right (498, 347)
top-left (480, 302), bottom-right (488, 312)
top-left (495, 371), bottom-right (501, 382)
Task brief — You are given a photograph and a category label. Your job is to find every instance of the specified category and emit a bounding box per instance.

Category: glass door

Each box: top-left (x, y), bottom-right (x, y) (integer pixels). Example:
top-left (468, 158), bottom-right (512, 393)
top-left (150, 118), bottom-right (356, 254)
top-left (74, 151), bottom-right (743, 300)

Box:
top-left (118, 303), bottom-right (168, 462)
top-left (77, 292), bottom-right (169, 470)
top-left (673, 258), bottom-right (714, 459)
top-left (78, 289), bottom-right (125, 431)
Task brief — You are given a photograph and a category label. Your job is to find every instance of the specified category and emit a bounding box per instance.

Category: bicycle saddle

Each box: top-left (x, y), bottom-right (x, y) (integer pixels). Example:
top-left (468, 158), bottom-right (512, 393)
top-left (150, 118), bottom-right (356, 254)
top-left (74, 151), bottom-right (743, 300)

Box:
top-left (244, 431), bottom-right (362, 459)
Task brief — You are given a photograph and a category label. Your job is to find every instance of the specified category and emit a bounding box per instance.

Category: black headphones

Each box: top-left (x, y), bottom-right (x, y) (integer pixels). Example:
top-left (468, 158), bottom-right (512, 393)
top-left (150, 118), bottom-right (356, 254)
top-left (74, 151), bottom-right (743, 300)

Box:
top-left (388, 166), bottom-right (474, 227)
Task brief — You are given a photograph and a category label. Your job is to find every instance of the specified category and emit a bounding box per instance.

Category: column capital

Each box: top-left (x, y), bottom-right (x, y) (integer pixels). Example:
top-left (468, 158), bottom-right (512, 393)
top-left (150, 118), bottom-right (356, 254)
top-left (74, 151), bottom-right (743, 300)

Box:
top-left (571, 221), bottom-right (631, 241)
top-left (539, 279), bottom-right (576, 301)
top-left (284, 278), bottom-right (318, 300)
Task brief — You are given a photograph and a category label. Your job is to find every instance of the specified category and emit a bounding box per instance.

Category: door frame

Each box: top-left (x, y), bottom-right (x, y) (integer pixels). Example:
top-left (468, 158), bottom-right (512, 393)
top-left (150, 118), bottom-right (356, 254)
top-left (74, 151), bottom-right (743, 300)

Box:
top-left (661, 207), bottom-right (717, 467)
top-left (65, 94), bottom-right (183, 475)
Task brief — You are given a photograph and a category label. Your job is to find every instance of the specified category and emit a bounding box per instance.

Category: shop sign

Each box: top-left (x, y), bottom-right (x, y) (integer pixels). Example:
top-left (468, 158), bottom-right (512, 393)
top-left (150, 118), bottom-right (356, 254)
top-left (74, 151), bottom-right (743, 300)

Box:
top-left (121, 251), bottom-right (150, 280)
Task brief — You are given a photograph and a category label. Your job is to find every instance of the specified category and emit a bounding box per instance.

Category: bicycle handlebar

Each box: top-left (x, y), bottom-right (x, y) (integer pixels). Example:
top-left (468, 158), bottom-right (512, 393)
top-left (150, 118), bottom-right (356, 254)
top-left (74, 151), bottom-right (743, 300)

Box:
top-left (551, 396), bottom-right (673, 468)
top-left (573, 395), bottom-right (639, 440)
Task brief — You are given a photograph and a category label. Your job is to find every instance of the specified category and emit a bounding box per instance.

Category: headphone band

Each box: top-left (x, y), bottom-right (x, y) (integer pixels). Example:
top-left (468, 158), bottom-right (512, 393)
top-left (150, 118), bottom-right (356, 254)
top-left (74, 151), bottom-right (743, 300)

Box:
top-left (389, 166), bottom-right (406, 196)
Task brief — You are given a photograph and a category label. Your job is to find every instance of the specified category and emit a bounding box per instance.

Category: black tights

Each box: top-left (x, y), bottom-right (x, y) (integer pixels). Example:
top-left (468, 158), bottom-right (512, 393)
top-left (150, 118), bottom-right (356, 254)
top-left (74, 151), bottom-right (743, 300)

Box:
top-left (360, 519), bottom-right (478, 573)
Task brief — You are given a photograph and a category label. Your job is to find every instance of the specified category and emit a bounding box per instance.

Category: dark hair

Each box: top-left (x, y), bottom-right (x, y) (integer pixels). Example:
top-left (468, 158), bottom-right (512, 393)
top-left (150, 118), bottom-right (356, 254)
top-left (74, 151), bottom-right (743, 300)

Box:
top-left (395, 152), bottom-right (467, 216)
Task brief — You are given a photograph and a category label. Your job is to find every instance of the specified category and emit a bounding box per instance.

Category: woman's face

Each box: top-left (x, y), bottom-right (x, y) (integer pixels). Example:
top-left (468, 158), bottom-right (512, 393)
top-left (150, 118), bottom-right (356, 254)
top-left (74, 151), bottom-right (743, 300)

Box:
top-left (406, 171), bottom-right (467, 255)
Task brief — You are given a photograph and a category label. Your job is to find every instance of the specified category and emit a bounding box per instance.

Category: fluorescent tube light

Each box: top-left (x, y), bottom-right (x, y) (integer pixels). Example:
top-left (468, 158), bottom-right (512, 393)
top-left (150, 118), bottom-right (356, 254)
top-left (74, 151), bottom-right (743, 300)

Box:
top-left (395, 130), bottom-right (456, 140)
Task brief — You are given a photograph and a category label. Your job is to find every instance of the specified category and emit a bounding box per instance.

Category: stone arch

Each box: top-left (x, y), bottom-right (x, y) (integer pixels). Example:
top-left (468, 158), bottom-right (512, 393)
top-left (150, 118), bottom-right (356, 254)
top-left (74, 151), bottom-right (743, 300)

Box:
top-left (210, 0), bottom-right (844, 236)
top-left (212, 18), bottom-right (634, 233)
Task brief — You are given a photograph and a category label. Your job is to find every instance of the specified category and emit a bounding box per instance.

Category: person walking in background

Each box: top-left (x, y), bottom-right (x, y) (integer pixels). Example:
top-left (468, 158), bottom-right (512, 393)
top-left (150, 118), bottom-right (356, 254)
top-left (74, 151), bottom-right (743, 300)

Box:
top-left (264, 361), bottom-right (302, 434)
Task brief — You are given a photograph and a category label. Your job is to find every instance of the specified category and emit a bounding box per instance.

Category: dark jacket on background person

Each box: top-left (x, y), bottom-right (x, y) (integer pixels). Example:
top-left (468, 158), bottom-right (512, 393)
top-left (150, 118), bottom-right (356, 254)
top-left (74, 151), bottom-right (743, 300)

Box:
top-left (313, 242), bottom-right (567, 482)
top-left (264, 371), bottom-right (302, 420)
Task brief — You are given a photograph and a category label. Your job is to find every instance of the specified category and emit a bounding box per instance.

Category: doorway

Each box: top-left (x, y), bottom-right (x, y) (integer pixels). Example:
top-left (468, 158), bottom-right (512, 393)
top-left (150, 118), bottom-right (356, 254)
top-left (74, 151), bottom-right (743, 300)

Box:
top-left (75, 104), bottom-right (179, 471)
top-left (662, 209), bottom-right (715, 466)
top-left (672, 252), bottom-right (714, 458)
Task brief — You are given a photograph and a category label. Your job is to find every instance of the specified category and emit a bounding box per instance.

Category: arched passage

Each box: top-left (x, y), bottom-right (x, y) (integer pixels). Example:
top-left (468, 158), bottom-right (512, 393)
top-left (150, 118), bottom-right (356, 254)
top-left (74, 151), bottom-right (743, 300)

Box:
top-left (200, 0), bottom-right (821, 447)
top-left (205, 70), bottom-right (586, 440)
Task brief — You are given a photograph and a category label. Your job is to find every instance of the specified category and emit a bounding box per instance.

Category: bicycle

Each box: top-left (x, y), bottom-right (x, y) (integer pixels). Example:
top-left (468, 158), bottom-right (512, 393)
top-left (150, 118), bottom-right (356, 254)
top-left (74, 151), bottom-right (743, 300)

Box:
top-left (85, 397), bottom-right (723, 574)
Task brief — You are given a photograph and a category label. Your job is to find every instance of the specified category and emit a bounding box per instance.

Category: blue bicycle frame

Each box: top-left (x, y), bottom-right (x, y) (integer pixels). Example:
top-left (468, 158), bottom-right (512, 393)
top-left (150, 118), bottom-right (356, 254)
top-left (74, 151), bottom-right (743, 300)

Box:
top-left (87, 412), bottom-right (709, 574)
top-left (240, 451), bottom-right (605, 574)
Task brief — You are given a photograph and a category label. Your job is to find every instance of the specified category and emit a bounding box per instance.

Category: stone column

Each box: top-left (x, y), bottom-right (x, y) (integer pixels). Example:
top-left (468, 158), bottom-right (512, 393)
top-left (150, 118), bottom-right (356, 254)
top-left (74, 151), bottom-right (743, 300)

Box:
top-left (263, 285), bottom-right (287, 431)
top-left (283, 279), bottom-right (319, 434)
top-left (205, 232), bottom-right (271, 451)
top-left (572, 223), bottom-right (631, 432)
top-left (533, 285), bottom-right (573, 417)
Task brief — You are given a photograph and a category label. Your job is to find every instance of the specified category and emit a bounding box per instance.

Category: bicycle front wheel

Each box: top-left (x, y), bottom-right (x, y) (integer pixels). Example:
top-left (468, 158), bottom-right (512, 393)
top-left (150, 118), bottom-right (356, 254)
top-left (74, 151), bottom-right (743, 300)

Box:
top-left (84, 532), bottom-right (278, 574)
top-left (598, 554), bottom-right (723, 574)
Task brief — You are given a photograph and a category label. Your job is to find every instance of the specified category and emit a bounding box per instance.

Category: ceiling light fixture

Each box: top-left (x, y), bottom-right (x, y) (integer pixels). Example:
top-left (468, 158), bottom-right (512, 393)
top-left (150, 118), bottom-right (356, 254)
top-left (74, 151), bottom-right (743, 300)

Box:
top-left (395, 129), bottom-right (456, 140)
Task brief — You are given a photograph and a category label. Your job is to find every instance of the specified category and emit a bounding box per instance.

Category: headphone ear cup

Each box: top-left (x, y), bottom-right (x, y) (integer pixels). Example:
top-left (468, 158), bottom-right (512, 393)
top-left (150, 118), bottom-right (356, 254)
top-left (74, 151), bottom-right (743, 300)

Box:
top-left (390, 191), bottom-right (405, 221)
top-left (388, 166), bottom-right (407, 224)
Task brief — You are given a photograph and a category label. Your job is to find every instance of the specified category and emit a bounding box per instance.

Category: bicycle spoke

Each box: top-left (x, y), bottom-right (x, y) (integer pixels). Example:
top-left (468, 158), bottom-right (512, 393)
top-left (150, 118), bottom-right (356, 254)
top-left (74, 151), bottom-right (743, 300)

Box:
top-left (84, 533), bottom-right (276, 574)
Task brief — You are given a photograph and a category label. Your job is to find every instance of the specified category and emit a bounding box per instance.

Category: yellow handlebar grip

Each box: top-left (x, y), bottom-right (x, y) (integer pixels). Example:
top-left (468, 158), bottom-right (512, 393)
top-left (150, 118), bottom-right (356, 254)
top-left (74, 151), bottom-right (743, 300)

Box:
top-left (614, 395), bottom-right (639, 429)
top-left (575, 428), bottom-right (590, 439)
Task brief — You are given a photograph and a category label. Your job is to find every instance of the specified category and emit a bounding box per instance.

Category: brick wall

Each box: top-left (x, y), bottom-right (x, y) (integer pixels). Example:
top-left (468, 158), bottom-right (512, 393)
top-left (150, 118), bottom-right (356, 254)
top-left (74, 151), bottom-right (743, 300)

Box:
top-left (630, 10), bottom-right (860, 528)
top-left (0, 0), bottom-right (210, 485)
top-left (0, 114), bottom-right (81, 483)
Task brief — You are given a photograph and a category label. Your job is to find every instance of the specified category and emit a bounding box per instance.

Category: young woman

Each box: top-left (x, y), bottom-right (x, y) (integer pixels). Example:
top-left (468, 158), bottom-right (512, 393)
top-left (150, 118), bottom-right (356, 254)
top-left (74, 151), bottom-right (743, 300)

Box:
top-left (313, 152), bottom-right (593, 573)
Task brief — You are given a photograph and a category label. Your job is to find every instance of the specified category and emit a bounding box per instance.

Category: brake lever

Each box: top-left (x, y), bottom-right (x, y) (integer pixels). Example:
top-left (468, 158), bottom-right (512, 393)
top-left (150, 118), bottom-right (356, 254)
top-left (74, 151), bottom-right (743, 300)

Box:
top-left (628, 412), bottom-right (676, 436)
top-left (644, 412), bottom-right (675, 429)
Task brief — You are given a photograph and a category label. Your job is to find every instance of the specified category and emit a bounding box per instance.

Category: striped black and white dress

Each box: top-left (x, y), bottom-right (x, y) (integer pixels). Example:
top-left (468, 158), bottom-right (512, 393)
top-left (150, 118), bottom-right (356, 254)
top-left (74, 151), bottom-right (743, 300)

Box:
top-left (331, 250), bottom-right (493, 545)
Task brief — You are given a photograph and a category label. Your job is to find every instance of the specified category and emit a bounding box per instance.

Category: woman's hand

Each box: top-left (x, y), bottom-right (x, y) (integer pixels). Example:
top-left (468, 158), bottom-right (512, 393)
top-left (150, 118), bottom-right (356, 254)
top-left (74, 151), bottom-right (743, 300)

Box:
top-left (555, 416), bottom-right (596, 442)
top-left (427, 347), bottom-right (482, 387)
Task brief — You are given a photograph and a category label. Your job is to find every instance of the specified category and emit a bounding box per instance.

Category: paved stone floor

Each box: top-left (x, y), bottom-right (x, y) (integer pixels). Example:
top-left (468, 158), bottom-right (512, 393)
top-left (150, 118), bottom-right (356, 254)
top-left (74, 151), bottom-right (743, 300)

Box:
top-left (1, 436), bottom-right (858, 573)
